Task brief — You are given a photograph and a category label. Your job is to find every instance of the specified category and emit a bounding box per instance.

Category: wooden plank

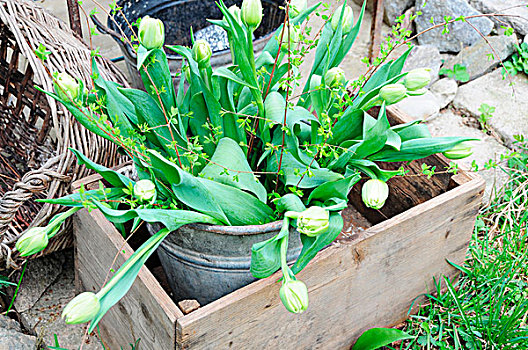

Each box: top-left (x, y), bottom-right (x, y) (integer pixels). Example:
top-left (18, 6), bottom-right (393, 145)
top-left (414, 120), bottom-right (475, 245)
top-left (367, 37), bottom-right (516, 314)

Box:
top-left (74, 209), bottom-right (183, 350)
top-left (368, 0), bottom-right (384, 61)
top-left (176, 175), bottom-right (485, 349)
top-left (349, 106), bottom-right (466, 224)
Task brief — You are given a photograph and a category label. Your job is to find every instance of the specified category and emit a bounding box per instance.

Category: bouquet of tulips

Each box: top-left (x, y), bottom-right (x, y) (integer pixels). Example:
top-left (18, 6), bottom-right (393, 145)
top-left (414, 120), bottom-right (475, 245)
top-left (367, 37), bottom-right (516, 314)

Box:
top-left (15, 0), bottom-right (475, 329)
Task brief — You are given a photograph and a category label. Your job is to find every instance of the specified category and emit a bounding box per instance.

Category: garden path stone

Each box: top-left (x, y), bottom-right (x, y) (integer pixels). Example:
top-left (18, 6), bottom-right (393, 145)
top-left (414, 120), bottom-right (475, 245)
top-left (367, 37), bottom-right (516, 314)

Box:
top-left (415, 0), bottom-right (494, 53)
top-left (402, 45), bottom-right (443, 83)
top-left (384, 0), bottom-right (414, 25)
top-left (442, 35), bottom-right (517, 81)
top-left (394, 91), bottom-right (441, 120)
top-left (0, 315), bottom-right (38, 350)
top-left (15, 250), bottom-right (100, 350)
top-left (430, 78), bottom-right (458, 109)
top-left (426, 110), bottom-right (511, 201)
top-left (470, 0), bottom-right (528, 36)
top-left (453, 69), bottom-right (528, 147)
top-left (14, 251), bottom-right (65, 313)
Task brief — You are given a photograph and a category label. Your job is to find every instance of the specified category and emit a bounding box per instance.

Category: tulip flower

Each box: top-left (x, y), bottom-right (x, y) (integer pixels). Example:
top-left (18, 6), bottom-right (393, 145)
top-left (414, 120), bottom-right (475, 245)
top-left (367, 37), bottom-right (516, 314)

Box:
top-left (138, 16), bottom-right (165, 50)
top-left (62, 292), bottom-right (101, 324)
top-left (280, 279), bottom-right (309, 313)
top-left (55, 72), bottom-right (80, 101)
top-left (241, 0), bottom-right (263, 30)
top-left (443, 142), bottom-right (473, 160)
top-left (227, 4), bottom-right (242, 22)
top-left (362, 179), bottom-right (389, 210)
top-left (134, 179), bottom-right (156, 202)
top-left (288, 206), bottom-right (330, 237)
top-left (324, 67), bottom-right (346, 88)
top-left (379, 83), bottom-right (407, 105)
top-left (331, 4), bottom-right (354, 34)
top-left (192, 40), bottom-right (212, 69)
top-left (15, 227), bottom-right (49, 257)
top-left (289, 0), bottom-right (307, 18)
top-left (404, 68), bottom-right (431, 91)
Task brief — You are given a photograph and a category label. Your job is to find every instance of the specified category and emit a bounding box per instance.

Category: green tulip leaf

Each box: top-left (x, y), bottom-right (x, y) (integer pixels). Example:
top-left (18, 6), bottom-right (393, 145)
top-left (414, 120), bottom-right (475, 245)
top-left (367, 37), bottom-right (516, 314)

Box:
top-left (88, 228), bottom-right (171, 333)
top-left (291, 211), bottom-right (343, 274)
top-left (70, 148), bottom-right (134, 188)
top-left (149, 150), bottom-right (229, 224)
top-left (119, 87), bottom-right (188, 157)
top-left (213, 67), bottom-right (257, 90)
top-left (307, 173), bottom-right (361, 205)
top-left (138, 49), bottom-right (177, 117)
top-left (200, 138), bottom-right (267, 203)
top-left (369, 137), bottom-right (480, 162)
top-left (92, 59), bottom-right (137, 136)
top-left (330, 108), bottom-right (364, 146)
top-left (352, 328), bottom-right (413, 350)
top-left (394, 123), bottom-right (432, 141)
top-left (274, 194), bottom-right (306, 213)
top-left (91, 200), bottom-right (222, 230)
top-left (347, 160), bottom-right (400, 182)
top-left (37, 188), bottom-right (125, 207)
top-left (250, 222), bottom-right (289, 278)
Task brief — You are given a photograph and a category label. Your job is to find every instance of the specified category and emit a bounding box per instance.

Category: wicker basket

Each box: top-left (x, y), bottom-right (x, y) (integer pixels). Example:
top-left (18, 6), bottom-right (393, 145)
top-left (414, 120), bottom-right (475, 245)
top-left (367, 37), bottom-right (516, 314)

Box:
top-left (0, 0), bottom-right (127, 269)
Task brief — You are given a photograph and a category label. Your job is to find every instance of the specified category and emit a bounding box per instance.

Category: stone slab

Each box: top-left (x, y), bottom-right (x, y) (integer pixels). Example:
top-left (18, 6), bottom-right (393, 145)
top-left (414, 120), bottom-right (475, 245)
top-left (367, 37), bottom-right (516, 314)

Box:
top-left (16, 250), bottom-right (101, 350)
top-left (14, 252), bottom-right (65, 314)
top-left (442, 35), bottom-right (517, 81)
top-left (415, 0), bottom-right (494, 53)
top-left (0, 315), bottom-right (38, 350)
top-left (0, 327), bottom-right (38, 350)
top-left (430, 78), bottom-right (458, 109)
top-left (453, 69), bottom-right (528, 147)
top-left (427, 110), bottom-right (511, 202)
top-left (470, 0), bottom-right (528, 36)
top-left (394, 91), bottom-right (441, 120)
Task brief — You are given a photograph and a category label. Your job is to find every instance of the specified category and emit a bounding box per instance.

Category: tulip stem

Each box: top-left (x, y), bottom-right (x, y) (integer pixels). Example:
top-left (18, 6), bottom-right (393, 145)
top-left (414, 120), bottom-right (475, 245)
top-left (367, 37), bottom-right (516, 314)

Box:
top-left (247, 29), bottom-right (256, 80)
top-left (279, 216), bottom-right (295, 282)
top-left (47, 207), bottom-right (81, 238)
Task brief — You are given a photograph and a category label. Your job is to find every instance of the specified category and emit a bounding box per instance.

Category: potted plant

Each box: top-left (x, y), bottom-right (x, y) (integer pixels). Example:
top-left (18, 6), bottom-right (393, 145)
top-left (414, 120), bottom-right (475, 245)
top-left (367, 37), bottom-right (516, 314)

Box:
top-left (16, 0), bottom-right (476, 332)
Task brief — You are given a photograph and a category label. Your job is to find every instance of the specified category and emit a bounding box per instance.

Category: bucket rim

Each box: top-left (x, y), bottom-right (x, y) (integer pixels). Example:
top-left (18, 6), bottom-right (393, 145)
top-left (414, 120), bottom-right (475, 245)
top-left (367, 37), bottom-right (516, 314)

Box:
top-left (108, 0), bottom-right (282, 60)
top-left (148, 220), bottom-right (285, 236)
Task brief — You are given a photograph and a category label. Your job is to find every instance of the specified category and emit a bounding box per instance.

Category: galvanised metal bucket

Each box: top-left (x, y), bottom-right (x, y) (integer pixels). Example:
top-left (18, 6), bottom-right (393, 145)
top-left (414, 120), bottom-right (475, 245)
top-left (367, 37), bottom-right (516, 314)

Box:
top-left (148, 221), bottom-right (302, 305)
top-left (92, 0), bottom-right (284, 88)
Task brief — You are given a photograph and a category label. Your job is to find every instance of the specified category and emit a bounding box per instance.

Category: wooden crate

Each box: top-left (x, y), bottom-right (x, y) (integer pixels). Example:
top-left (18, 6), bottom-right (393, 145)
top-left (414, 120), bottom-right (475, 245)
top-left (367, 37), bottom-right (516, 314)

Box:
top-left (73, 107), bottom-right (485, 350)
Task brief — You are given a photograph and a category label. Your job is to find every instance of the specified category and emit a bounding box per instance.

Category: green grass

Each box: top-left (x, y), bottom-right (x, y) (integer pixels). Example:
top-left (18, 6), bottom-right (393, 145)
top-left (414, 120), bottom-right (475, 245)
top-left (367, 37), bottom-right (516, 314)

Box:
top-left (386, 154), bottom-right (528, 349)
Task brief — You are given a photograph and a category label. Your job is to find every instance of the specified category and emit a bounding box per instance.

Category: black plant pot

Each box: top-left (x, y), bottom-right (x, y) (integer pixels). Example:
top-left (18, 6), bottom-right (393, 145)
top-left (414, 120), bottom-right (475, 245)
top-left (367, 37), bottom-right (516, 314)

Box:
top-left (92, 0), bottom-right (285, 88)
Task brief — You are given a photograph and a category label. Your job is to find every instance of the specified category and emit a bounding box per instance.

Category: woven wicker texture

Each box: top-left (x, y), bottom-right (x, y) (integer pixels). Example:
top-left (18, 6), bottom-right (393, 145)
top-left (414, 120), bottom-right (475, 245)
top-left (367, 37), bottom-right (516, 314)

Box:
top-left (0, 0), bottom-right (127, 269)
